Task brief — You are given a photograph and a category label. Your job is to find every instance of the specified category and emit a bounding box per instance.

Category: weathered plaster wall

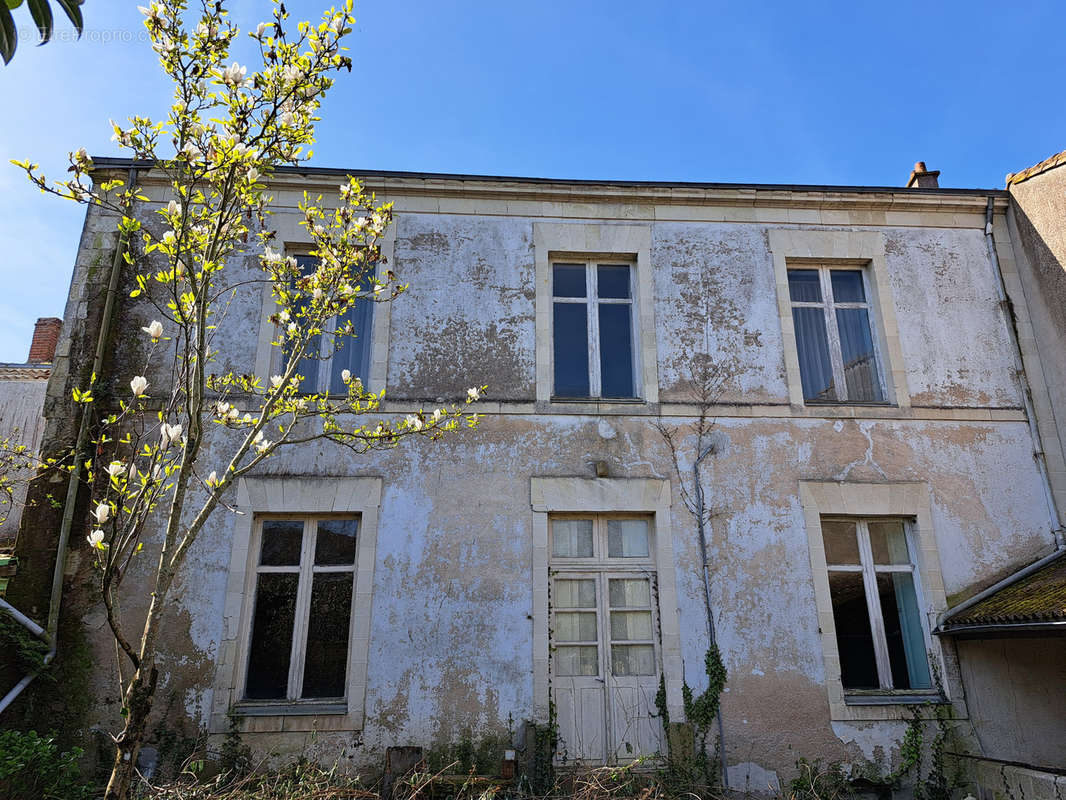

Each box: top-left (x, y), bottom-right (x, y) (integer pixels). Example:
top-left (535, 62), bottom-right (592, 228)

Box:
top-left (22, 175), bottom-right (1063, 784)
top-left (956, 637), bottom-right (1066, 770)
top-left (0, 377), bottom-right (48, 540)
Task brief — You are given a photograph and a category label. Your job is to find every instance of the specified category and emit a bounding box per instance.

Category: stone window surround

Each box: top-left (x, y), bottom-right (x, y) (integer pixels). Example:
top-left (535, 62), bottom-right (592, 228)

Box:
top-left (533, 223), bottom-right (659, 407)
top-left (799, 480), bottom-right (955, 722)
top-left (768, 229), bottom-right (910, 410)
top-left (209, 476), bottom-right (382, 734)
top-left (252, 211), bottom-right (395, 396)
top-left (530, 477), bottom-right (684, 723)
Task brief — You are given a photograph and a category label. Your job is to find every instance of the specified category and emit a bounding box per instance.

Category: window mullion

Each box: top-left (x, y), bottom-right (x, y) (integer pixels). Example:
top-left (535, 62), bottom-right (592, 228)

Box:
top-left (856, 521), bottom-right (894, 689)
top-left (288, 520), bottom-right (318, 699)
top-left (587, 261), bottom-right (602, 397)
top-left (821, 268), bottom-right (848, 402)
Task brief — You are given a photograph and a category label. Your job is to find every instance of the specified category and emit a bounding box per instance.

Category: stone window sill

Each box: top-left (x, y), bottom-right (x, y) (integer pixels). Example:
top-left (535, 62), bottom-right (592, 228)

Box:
top-left (233, 701), bottom-right (347, 717)
top-left (844, 691), bottom-right (945, 707)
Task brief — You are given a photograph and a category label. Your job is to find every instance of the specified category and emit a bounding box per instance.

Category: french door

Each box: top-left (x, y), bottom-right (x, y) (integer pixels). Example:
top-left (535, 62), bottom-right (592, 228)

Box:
top-left (549, 517), bottom-right (664, 764)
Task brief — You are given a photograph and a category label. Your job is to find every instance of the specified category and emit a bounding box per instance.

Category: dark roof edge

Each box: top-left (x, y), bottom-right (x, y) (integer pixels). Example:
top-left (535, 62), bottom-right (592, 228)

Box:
top-left (89, 157), bottom-right (1008, 197)
top-left (934, 620), bottom-right (1066, 637)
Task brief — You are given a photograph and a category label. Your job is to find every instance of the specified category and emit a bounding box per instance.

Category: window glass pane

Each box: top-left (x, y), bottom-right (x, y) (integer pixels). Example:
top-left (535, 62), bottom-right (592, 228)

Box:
top-left (285, 255), bottom-right (321, 393)
top-left (555, 579), bottom-right (596, 608)
top-left (555, 645), bottom-right (598, 676)
top-left (610, 610), bottom-right (653, 641)
top-left (328, 298), bottom-right (373, 393)
top-left (245, 573), bottom-right (297, 699)
top-left (609, 578), bottom-right (651, 608)
top-left (597, 265), bottom-right (631, 299)
top-left (301, 573), bottom-right (353, 698)
top-left (552, 519), bottom-right (594, 558)
top-left (822, 520), bottom-right (860, 565)
top-left (555, 612), bottom-right (597, 642)
top-left (599, 304), bottom-right (635, 398)
top-left (868, 520), bottom-right (910, 565)
top-left (553, 264), bottom-right (587, 298)
top-left (830, 270), bottom-right (867, 303)
top-left (788, 269), bottom-right (822, 302)
top-left (792, 307), bottom-right (837, 402)
top-left (828, 571), bottom-right (879, 689)
top-left (607, 519), bottom-right (650, 558)
top-left (553, 302), bottom-right (590, 397)
top-left (611, 644), bottom-right (656, 676)
top-left (260, 520), bottom-right (304, 566)
top-left (315, 518), bottom-right (358, 565)
top-left (877, 572), bottom-right (932, 690)
top-left (836, 308), bottom-right (883, 402)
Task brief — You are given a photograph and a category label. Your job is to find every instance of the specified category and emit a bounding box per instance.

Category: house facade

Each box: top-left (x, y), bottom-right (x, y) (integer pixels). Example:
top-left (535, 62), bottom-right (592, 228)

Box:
top-left (6, 160), bottom-right (1066, 794)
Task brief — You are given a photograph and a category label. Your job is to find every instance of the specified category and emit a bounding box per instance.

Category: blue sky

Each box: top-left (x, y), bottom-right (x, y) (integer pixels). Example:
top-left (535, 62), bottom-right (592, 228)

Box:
top-left (0, 1), bottom-right (1063, 360)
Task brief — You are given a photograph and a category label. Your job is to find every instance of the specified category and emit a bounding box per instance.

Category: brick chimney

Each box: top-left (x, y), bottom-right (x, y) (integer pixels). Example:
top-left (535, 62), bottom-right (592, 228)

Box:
top-left (27, 317), bottom-right (62, 363)
top-left (906, 161), bottom-right (940, 189)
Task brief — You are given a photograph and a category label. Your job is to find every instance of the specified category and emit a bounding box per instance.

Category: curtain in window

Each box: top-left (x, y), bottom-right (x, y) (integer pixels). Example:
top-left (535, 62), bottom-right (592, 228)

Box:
top-left (329, 297), bottom-right (374, 394)
top-left (792, 308), bottom-right (836, 401)
top-left (891, 573), bottom-right (932, 689)
top-left (835, 308), bottom-right (883, 402)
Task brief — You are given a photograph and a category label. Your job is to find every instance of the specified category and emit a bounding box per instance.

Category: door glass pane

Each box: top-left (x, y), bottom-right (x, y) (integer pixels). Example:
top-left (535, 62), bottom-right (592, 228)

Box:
top-left (609, 578), bottom-right (651, 608)
top-left (792, 307), bottom-right (836, 402)
top-left (610, 610), bottom-right (653, 640)
top-left (552, 519), bottom-right (594, 558)
top-left (822, 520), bottom-right (860, 565)
top-left (315, 518), bottom-right (359, 565)
top-left (553, 264), bottom-right (587, 298)
top-left (301, 573), bottom-right (353, 698)
top-left (245, 573), bottom-right (298, 699)
top-left (328, 298), bottom-right (373, 393)
top-left (830, 270), bottom-right (866, 303)
top-left (607, 519), bottom-right (650, 558)
top-left (877, 572), bottom-right (932, 690)
top-left (599, 304), bottom-right (635, 398)
top-left (597, 265), bottom-right (631, 299)
top-left (828, 571), bottom-right (879, 689)
top-left (611, 644), bottom-right (655, 676)
top-left (868, 520), bottom-right (910, 565)
top-left (788, 269), bottom-right (822, 302)
top-left (553, 302), bottom-right (590, 397)
top-left (555, 645), bottom-right (598, 676)
top-left (836, 308), bottom-right (883, 402)
top-left (555, 579), bottom-right (596, 608)
top-left (555, 612), bottom-right (597, 642)
top-left (260, 520), bottom-right (304, 566)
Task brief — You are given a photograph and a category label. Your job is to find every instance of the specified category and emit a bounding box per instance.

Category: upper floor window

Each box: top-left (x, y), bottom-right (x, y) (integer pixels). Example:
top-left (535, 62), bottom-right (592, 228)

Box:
top-left (552, 261), bottom-right (636, 399)
top-left (822, 517), bottom-right (932, 693)
top-left (285, 254), bottom-right (373, 394)
top-left (788, 267), bottom-right (885, 404)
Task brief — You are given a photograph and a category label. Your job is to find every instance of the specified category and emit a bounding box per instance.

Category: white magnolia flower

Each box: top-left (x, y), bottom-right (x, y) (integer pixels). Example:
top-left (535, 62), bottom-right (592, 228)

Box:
top-left (181, 141), bottom-right (202, 160)
top-left (431, 408), bottom-right (444, 423)
top-left (227, 407), bottom-right (240, 421)
top-left (270, 374), bottom-right (284, 388)
top-left (216, 401), bottom-right (230, 417)
top-left (278, 111), bottom-right (295, 127)
top-left (263, 246), bottom-right (282, 263)
top-left (255, 438), bottom-right (271, 454)
top-left (128, 462), bottom-right (137, 482)
top-left (405, 414), bottom-right (424, 432)
top-left (312, 287), bottom-right (323, 301)
top-left (93, 503), bottom-right (110, 524)
top-left (87, 529), bottom-right (106, 549)
top-left (152, 464), bottom-right (163, 481)
top-left (73, 147), bottom-right (90, 166)
top-left (167, 200), bottom-right (181, 216)
top-left (242, 413), bottom-right (253, 424)
top-left (287, 322), bottom-right (297, 336)
top-left (246, 167), bottom-right (260, 184)
top-left (256, 21), bottom-right (269, 38)
top-left (341, 369), bottom-right (352, 383)
top-left (467, 386), bottom-right (481, 401)
top-left (278, 309), bottom-right (290, 323)
top-left (162, 230), bottom-right (176, 245)
top-left (205, 470), bottom-right (219, 487)
top-left (281, 64), bottom-right (302, 84)
top-left (329, 15), bottom-right (344, 34)
top-left (130, 376), bottom-right (149, 397)
top-left (222, 62), bottom-right (248, 87)
top-left (138, 4), bottom-right (162, 22)
top-left (105, 461), bottom-right (126, 478)
top-left (339, 184), bottom-right (350, 198)
top-left (313, 224), bottom-right (325, 237)
top-left (160, 422), bottom-right (182, 448)
top-left (142, 320), bottom-right (164, 339)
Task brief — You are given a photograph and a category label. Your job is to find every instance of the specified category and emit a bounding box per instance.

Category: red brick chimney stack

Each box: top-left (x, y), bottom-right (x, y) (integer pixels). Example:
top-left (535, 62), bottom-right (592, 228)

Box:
top-left (906, 161), bottom-right (940, 189)
top-left (27, 317), bottom-right (62, 364)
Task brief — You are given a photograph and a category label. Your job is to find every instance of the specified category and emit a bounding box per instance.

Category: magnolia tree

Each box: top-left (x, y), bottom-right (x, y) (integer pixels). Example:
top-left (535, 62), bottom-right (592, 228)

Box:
top-left (14, 2), bottom-right (481, 797)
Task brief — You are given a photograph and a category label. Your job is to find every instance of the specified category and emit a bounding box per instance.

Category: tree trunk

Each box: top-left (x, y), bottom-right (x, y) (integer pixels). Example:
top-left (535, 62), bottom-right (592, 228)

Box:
top-left (104, 665), bottom-right (157, 800)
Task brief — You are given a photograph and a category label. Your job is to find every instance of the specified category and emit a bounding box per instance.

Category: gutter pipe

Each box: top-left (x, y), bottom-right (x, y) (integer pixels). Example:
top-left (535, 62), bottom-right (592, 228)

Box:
top-left (0, 167), bottom-right (136, 716)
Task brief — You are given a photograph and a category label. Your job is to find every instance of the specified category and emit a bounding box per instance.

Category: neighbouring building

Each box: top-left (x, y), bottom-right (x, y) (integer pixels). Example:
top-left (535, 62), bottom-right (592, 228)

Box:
top-left (3, 156), bottom-right (1065, 796)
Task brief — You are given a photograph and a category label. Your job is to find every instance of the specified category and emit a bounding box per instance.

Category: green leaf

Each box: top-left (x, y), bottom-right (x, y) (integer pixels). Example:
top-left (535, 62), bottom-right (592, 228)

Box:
top-left (0, 3), bottom-right (17, 64)
top-left (27, 0), bottom-right (51, 43)
top-left (55, 0), bottom-right (80, 35)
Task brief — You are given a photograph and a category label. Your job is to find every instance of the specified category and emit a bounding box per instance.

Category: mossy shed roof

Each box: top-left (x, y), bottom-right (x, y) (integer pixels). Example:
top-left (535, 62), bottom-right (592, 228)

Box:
top-left (941, 552), bottom-right (1066, 635)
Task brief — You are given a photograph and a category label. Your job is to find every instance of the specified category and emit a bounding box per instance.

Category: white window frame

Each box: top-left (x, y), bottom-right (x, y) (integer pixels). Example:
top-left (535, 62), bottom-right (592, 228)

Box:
top-left (241, 515), bottom-right (359, 707)
top-left (551, 264), bottom-right (638, 399)
top-left (788, 265), bottom-right (888, 404)
top-left (209, 476), bottom-right (382, 734)
top-left (823, 516), bottom-right (931, 692)
top-left (533, 223), bottom-right (659, 407)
